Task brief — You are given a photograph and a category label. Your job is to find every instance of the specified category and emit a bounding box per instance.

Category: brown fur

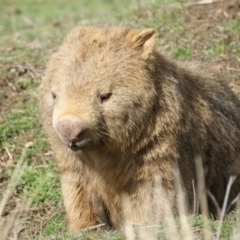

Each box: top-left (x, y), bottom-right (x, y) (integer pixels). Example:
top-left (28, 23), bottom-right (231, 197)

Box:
top-left (38, 26), bottom-right (240, 231)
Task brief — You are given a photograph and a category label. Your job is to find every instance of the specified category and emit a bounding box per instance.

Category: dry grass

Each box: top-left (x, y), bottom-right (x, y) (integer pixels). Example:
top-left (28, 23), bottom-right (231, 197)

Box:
top-left (1, 146), bottom-right (240, 239)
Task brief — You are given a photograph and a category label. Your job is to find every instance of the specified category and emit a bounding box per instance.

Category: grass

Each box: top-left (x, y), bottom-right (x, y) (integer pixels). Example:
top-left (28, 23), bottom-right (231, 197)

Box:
top-left (0, 0), bottom-right (240, 239)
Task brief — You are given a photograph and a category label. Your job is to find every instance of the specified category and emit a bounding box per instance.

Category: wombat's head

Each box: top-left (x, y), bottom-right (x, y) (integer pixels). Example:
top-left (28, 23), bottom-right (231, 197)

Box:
top-left (39, 26), bottom-right (158, 152)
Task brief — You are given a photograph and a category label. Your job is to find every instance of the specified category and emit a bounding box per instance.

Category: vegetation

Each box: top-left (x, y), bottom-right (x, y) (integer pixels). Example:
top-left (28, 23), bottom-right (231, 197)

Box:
top-left (0, 0), bottom-right (239, 239)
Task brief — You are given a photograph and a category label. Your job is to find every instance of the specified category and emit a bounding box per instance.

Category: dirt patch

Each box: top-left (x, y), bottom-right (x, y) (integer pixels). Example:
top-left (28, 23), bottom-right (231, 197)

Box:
top-left (183, 0), bottom-right (240, 94)
top-left (185, 0), bottom-right (240, 68)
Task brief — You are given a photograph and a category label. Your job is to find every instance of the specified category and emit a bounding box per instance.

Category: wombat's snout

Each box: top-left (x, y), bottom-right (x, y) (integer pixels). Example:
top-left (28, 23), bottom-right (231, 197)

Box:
top-left (56, 118), bottom-right (88, 150)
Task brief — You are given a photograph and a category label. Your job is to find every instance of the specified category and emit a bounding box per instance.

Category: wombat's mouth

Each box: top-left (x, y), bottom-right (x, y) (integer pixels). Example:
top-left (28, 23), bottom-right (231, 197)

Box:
top-left (59, 134), bottom-right (91, 151)
top-left (69, 139), bottom-right (91, 151)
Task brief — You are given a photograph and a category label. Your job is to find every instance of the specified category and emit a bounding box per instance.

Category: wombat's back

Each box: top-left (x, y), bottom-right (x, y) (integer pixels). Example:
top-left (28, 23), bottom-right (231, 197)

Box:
top-left (157, 57), bottom-right (240, 212)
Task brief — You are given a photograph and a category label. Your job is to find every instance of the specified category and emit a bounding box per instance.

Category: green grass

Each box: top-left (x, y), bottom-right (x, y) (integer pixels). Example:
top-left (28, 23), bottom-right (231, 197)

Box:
top-left (0, 0), bottom-right (240, 239)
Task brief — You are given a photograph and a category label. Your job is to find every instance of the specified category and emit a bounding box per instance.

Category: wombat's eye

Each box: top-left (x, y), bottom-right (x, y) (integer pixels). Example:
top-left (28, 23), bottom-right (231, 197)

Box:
top-left (52, 92), bottom-right (56, 99)
top-left (100, 93), bottom-right (112, 103)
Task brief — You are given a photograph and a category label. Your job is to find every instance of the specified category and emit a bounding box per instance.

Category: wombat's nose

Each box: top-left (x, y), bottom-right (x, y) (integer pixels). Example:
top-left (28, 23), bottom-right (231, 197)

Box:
top-left (56, 118), bottom-right (85, 144)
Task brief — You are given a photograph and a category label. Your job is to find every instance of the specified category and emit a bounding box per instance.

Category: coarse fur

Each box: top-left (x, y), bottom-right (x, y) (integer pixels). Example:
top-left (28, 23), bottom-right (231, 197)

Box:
top-left (38, 26), bottom-right (240, 231)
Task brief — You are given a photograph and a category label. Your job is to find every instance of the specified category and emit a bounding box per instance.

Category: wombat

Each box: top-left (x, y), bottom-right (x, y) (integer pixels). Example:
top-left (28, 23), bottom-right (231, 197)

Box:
top-left (38, 26), bottom-right (240, 231)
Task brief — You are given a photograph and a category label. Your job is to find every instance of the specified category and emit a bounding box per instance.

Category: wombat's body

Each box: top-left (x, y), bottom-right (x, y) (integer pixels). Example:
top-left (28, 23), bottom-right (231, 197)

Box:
top-left (39, 26), bottom-right (240, 231)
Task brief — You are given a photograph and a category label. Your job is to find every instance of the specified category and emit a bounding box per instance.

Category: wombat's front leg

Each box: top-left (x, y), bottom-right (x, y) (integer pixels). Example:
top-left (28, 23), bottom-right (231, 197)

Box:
top-left (127, 176), bottom-right (176, 226)
top-left (60, 171), bottom-right (101, 231)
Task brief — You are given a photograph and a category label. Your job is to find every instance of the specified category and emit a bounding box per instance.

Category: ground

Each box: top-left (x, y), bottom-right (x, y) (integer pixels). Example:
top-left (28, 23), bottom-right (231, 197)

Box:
top-left (0, 0), bottom-right (240, 239)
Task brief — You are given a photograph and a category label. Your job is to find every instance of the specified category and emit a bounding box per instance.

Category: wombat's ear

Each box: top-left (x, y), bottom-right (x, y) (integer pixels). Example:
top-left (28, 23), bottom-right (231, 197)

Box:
top-left (126, 29), bottom-right (158, 59)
